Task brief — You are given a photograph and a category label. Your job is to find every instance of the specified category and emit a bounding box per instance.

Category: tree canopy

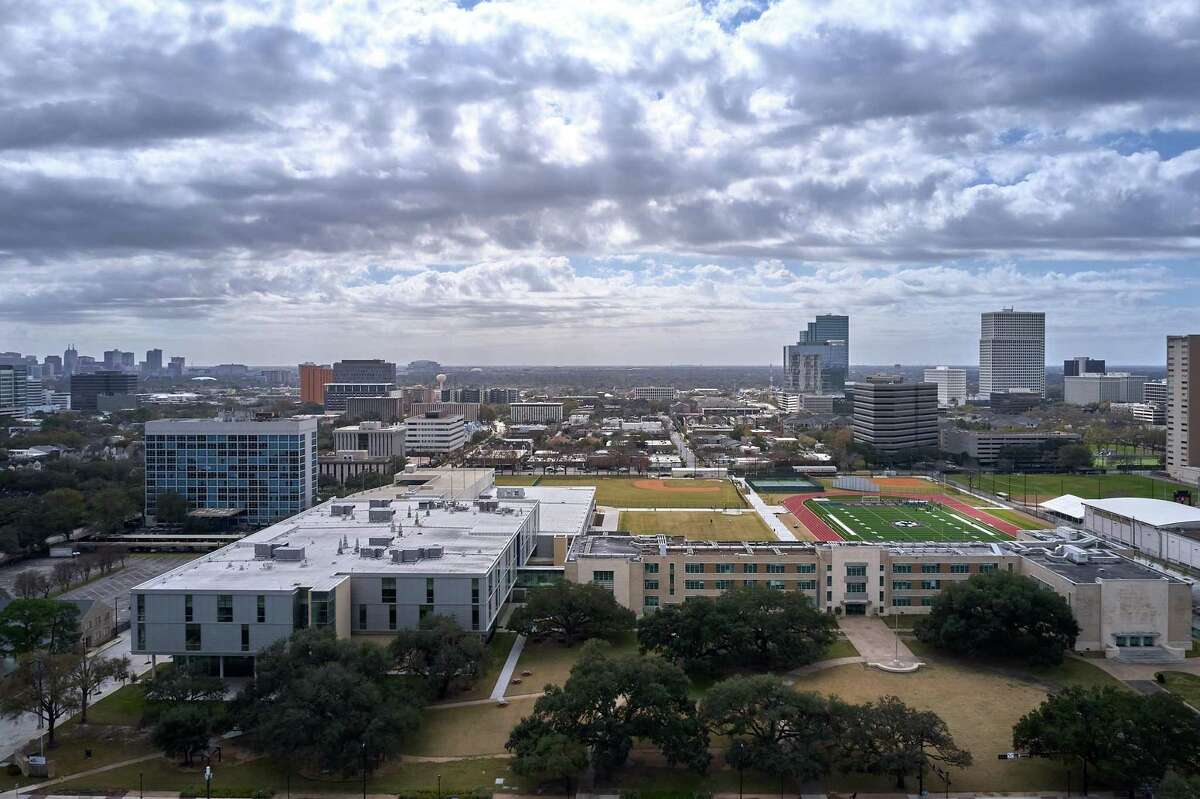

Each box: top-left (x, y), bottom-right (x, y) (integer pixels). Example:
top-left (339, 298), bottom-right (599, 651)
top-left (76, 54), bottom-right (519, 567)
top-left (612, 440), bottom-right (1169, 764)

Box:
top-left (914, 571), bottom-right (1080, 665)
top-left (506, 640), bottom-right (709, 777)
top-left (508, 581), bottom-right (635, 644)
top-left (0, 599), bottom-right (80, 657)
top-left (839, 695), bottom-right (972, 790)
top-left (389, 614), bottom-right (487, 699)
top-left (637, 585), bottom-right (836, 673)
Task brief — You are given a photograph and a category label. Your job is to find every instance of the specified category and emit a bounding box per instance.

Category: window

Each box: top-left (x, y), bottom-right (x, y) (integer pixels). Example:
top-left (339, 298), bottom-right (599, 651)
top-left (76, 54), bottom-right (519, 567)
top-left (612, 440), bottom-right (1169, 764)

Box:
top-left (471, 605), bottom-right (480, 630)
top-left (419, 604), bottom-right (433, 621)
top-left (796, 563), bottom-right (816, 573)
top-left (644, 579), bottom-right (660, 590)
top-left (716, 563), bottom-right (735, 574)
top-left (826, 590), bottom-right (832, 602)
top-left (685, 563), bottom-right (705, 574)
top-left (767, 580), bottom-right (785, 590)
top-left (256, 595), bottom-right (266, 623)
top-left (921, 563), bottom-right (940, 573)
top-left (312, 591), bottom-right (332, 627)
top-left (920, 597), bottom-right (936, 607)
top-left (767, 564), bottom-right (785, 574)
top-left (846, 565), bottom-right (866, 576)
top-left (643, 596), bottom-right (660, 608)
top-left (826, 575), bottom-right (832, 586)
top-left (846, 583), bottom-right (866, 594)
top-left (592, 570), bottom-right (615, 589)
top-left (715, 580), bottom-right (733, 590)
top-left (644, 563), bottom-right (659, 574)
top-left (426, 578), bottom-right (435, 605)
top-left (892, 597), bottom-right (912, 607)
top-left (471, 578), bottom-right (480, 605)
top-left (744, 580), bottom-right (756, 587)
top-left (217, 595), bottom-right (233, 623)
top-left (185, 623), bottom-right (201, 651)
top-left (241, 624), bottom-right (250, 652)
top-left (893, 581), bottom-right (913, 590)
top-left (669, 563), bottom-right (675, 596)
top-left (743, 564), bottom-right (758, 574)
top-left (388, 605), bottom-right (397, 630)
top-left (892, 564), bottom-right (913, 573)
top-left (684, 580), bottom-right (705, 590)
top-left (136, 594), bottom-right (145, 622)
top-left (358, 604), bottom-right (367, 629)
top-left (184, 594), bottom-right (193, 622)
top-left (950, 563), bottom-right (970, 574)
top-left (980, 563), bottom-right (998, 574)
top-left (381, 577), bottom-right (396, 604)
top-left (796, 580), bottom-right (817, 590)
top-left (920, 580), bottom-right (940, 591)
top-left (136, 623), bottom-right (145, 650)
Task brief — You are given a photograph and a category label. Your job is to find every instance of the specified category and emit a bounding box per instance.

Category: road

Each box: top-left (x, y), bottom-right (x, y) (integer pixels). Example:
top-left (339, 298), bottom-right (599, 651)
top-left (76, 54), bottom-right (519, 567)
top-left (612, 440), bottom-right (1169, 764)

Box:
top-left (664, 416), bottom-right (697, 468)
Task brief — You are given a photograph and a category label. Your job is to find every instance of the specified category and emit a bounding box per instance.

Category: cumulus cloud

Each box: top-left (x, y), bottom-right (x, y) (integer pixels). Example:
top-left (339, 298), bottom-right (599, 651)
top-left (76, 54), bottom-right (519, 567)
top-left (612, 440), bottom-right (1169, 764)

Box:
top-left (1, 0), bottom-right (1198, 362)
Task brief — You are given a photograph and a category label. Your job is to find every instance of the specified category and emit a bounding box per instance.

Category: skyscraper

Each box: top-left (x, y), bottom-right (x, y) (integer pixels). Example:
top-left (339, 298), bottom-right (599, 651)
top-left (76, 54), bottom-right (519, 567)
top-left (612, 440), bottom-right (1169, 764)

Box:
top-left (1064, 356), bottom-right (1105, 377)
top-left (299, 363), bottom-right (335, 405)
top-left (923, 366), bottom-right (967, 408)
top-left (1167, 335), bottom-right (1200, 485)
top-left (849, 375), bottom-right (938, 452)
top-left (979, 309), bottom-right (1046, 397)
top-left (70, 371), bottom-right (138, 412)
top-left (168, 356), bottom-right (186, 378)
top-left (332, 359), bottom-right (396, 384)
top-left (783, 314), bottom-right (849, 393)
top-left (0, 364), bottom-right (29, 418)
top-left (63, 345), bottom-right (78, 377)
top-left (144, 348), bottom-right (163, 375)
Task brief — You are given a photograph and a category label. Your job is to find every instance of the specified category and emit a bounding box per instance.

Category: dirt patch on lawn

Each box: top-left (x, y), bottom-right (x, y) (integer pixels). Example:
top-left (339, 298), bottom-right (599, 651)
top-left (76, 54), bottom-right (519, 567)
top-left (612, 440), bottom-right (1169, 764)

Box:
top-left (631, 479), bottom-right (721, 493)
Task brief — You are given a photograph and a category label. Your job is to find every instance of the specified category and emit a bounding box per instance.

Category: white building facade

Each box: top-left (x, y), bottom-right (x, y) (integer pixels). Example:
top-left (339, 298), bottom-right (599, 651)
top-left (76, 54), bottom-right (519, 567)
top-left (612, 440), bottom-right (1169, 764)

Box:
top-left (509, 402), bottom-right (565, 424)
top-left (333, 421), bottom-right (407, 458)
top-left (923, 366), bottom-right (967, 408)
top-left (404, 412), bottom-right (467, 454)
top-left (979, 309), bottom-right (1046, 397)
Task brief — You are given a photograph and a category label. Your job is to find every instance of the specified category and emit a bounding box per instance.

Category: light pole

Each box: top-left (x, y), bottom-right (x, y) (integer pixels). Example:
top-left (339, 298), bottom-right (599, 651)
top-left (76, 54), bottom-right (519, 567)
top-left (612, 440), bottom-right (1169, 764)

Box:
top-left (204, 765), bottom-right (212, 799)
top-left (437, 773), bottom-right (442, 799)
top-left (360, 742), bottom-right (367, 799)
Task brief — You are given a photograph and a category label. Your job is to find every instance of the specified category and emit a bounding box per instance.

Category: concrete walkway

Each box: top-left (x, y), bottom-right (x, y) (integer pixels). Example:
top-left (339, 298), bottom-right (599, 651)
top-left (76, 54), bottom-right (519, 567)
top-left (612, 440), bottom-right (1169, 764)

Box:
top-left (739, 480), bottom-right (798, 542)
top-left (17, 750), bottom-right (163, 794)
top-left (837, 616), bottom-right (919, 668)
top-left (491, 634), bottom-right (527, 701)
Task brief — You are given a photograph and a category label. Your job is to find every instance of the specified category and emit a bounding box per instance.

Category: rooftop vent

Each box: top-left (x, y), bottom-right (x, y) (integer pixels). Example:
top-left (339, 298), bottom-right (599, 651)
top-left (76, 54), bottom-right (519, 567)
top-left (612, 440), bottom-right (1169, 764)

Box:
top-left (273, 546), bottom-right (306, 562)
top-left (359, 546), bottom-right (384, 559)
top-left (331, 503), bottom-right (355, 517)
top-left (368, 508), bottom-right (396, 524)
top-left (369, 499), bottom-right (391, 509)
top-left (401, 548), bottom-right (422, 563)
top-left (368, 535), bottom-right (393, 547)
top-left (425, 545), bottom-right (444, 559)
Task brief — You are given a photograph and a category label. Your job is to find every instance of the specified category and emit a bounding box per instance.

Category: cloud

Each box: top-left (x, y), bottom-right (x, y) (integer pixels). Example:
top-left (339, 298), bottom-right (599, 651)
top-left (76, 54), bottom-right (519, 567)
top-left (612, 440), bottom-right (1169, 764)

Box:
top-left (1, 0), bottom-right (1198, 362)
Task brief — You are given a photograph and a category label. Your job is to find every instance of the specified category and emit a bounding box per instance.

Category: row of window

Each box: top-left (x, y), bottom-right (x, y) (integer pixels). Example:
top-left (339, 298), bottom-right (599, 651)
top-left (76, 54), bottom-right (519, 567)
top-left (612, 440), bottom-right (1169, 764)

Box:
top-left (891, 581), bottom-right (943, 590)
top-left (648, 562), bottom-right (818, 574)
top-left (170, 594), bottom-right (268, 624)
top-left (181, 623), bottom-right (253, 652)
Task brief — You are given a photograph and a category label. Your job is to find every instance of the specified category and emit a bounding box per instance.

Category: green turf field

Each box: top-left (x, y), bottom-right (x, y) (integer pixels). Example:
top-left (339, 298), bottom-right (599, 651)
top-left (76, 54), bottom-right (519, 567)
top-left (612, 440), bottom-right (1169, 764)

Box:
top-left (806, 499), bottom-right (1010, 543)
top-left (955, 472), bottom-right (1192, 503)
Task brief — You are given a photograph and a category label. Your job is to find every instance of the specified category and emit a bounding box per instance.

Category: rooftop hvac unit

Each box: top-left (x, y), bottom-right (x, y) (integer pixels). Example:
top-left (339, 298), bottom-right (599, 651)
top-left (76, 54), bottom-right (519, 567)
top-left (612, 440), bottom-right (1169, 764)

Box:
top-left (475, 499), bottom-right (500, 513)
top-left (425, 545), bottom-right (444, 559)
top-left (368, 508), bottom-right (396, 524)
top-left (253, 543), bottom-right (275, 559)
top-left (368, 535), bottom-right (393, 547)
top-left (274, 546), bottom-right (306, 561)
top-left (369, 499), bottom-right (390, 508)
top-left (359, 546), bottom-right (384, 559)
top-left (400, 548), bottom-right (421, 563)
top-left (331, 503), bottom-right (355, 517)
top-left (497, 487), bottom-right (525, 499)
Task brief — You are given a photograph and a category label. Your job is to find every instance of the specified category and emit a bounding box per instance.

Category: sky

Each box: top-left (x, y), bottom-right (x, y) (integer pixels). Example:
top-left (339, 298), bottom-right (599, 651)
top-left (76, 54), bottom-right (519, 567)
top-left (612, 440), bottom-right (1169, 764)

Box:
top-left (2, 0), bottom-right (1198, 366)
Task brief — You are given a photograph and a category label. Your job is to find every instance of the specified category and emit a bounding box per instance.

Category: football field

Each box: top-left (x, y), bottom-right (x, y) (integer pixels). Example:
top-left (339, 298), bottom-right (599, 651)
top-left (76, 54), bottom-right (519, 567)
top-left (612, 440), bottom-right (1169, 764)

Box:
top-left (806, 499), bottom-right (1011, 543)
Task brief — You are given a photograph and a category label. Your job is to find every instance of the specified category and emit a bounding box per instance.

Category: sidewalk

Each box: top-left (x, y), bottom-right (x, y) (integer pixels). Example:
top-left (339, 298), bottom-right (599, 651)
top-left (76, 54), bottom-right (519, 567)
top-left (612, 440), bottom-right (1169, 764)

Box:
top-left (837, 616), bottom-right (918, 667)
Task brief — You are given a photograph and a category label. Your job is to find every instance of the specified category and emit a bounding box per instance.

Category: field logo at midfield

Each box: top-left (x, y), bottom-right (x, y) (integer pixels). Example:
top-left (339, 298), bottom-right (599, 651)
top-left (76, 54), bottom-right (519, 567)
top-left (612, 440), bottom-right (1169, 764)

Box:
top-left (892, 520), bottom-right (920, 528)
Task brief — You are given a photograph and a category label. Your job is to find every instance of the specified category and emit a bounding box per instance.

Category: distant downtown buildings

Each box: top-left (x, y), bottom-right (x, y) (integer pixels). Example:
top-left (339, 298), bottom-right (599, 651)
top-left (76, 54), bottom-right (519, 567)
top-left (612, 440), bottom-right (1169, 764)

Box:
top-left (783, 313), bottom-right (849, 394)
top-left (979, 309), bottom-right (1046, 398)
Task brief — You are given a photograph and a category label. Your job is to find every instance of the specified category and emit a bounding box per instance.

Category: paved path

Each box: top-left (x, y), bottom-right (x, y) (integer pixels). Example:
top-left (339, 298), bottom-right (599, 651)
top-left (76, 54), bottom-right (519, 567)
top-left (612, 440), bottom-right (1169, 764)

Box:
top-left (785, 655), bottom-right (865, 678)
top-left (491, 634), bottom-right (527, 701)
top-left (836, 616), bottom-right (917, 665)
top-left (15, 750), bottom-right (162, 794)
top-left (738, 480), bottom-right (797, 542)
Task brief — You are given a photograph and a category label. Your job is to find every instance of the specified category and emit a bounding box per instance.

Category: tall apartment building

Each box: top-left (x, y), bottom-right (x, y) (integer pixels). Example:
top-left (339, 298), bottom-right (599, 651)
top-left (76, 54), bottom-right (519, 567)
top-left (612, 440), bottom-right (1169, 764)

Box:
top-left (405, 412), bottom-right (467, 454)
top-left (333, 421), bottom-right (407, 458)
top-left (299, 363), bottom-right (334, 405)
top-left (1166, 335), bottom-right (1200, 483)
top-left (144, 415), bottom-right (318, 526)
top-left (0, 364), bottom-right (29, 418)
top-left (332, 359), bottom-right (396, 384)
top-left (1064, 356), bottom-right (1105, 377)
top-left (922, 366), bottom-right (966, 408)
top-left (1064, 373), bottom-right (1147, 406)
top-left (323, 383), bottom-right (395, 412)
top-left (169, 357), bottom-right (186, 378)
top-left (630, 387), bottom-right (677, 402)
top-left (979, 309), bottom-right (1046, 397)
top-left (850, 375), bottom-right (938, 452)
top-left (485, 388), bottom-right (520, 405)
top-left (69, 371), bottom-right (139, 412)
top-left (509, 402), bottom-right (565, 424)
top-left (784, 314), bottom-right (849, 393)
top-left (143, 349), bottom-right (164, 376)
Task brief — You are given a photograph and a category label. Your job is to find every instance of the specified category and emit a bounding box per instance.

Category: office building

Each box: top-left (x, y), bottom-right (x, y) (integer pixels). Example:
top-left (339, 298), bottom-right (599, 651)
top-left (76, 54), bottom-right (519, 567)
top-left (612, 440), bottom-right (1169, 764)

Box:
top-left (979, 309), bottom-right (1046, 397)
top-left (774, 392), bottom-right (801, 414)
top-left (566, 533), bottom-right (1191, 659)
top-left (1144, 379), bottom-right (1167, 408)
top-left (70, 371), bottom-right (139, 412)
top-left (923, 366), bottom-right (967, 408)
top-left (144, 349), bottom-right (164, 376)
top-left (630, 387), bottom-right (677, 402)
top-left (332, 359), bottom-right (396, 384)
top-left (63, 345), bottom-right (78, 377)
top-left (485, 388), bottom-right (520, 405)
top-left (345, 395), bottom-right (406, 424)
top-left (318, 451), bottom-right (400, 484)
top-left (1064, 356), bottom-right (1105, 377)
top-left (989, 388), bottom-right (1043, 414)
top-left (509, 402), bottom-right (565, 424)
top-left (323, 383), bottom-right (395, 413)
top-left (939, 428), bottom-right (1082, 467)
top-left (783, 314), bottom-right (849, 393)
top-left (440, 386), bottom-right (482, 403)
top-left (0, 365), bottom-right (29, 418)
top-left (849, 375), bottom-right (938, 452)
top-left (1063, 373), bottom-right (1147, 406)
top-left (1166, 335), bottom-right (1200, 483)
top-left (334, 421), bottom-right (407, 458)
top-left (298, 363), bottom-right (334, 405)
top-left (409, 401), bottom-right (480, 422)
top-left (1111, 403), bottom-right (1166, 425)
top-left (405, 412), bottom-right (467, 454)
top-left (144, 415), bottom-right (318, 526)
top-left (169, 357), bottom-right (186, 378)
top-left (801, 394), bottom-right (836, 414)
top-left (43, 355), bottom-right (62, 377)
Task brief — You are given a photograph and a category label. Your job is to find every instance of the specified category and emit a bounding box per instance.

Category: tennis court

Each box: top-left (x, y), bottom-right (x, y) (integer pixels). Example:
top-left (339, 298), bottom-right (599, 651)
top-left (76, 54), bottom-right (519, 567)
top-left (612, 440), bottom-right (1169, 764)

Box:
top-left (805, 498), bottom-right (1012, 543)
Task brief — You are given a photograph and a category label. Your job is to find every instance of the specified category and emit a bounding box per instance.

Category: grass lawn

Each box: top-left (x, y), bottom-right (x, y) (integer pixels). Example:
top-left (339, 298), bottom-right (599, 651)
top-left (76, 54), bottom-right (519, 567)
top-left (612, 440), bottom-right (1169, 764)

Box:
top-left (410, 699), bottom-right (535, 757)
top-left (955, 473), bottom-right (1191, 503)
top-left (617, 510), bottom-right (773, 540)
top-left (493, 474), bottom-right (541, 486)
top-left (1159, 671), bottom-right (1200, 707)
top-left (806, 498), bottom-right (1010, 543)
top-left (982, 507), bottom-right (1054, 529)
top-left (507, 632), bottom-right (638, 697)
top-left (533, 476), bottom-right (746, 508)
top-left (83, 684), bottom-right (147, 726)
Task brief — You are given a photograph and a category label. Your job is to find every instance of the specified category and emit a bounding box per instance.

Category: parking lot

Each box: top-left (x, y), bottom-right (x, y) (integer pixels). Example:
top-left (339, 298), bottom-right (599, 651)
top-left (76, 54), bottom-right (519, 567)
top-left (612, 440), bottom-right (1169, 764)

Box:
top-left (0, 553), bottom-right (195, 624)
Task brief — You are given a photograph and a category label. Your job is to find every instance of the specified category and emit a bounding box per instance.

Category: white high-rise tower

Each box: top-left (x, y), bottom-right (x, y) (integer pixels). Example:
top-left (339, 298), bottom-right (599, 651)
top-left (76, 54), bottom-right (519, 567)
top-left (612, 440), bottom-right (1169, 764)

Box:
top-left (979, 309), bottom-right (1046, 397)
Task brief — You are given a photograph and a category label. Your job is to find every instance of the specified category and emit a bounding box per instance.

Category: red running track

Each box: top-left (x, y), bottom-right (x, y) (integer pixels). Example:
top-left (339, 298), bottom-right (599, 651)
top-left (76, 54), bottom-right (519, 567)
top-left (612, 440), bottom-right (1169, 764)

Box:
top-left (781, 492), bottom-right (1021, 541)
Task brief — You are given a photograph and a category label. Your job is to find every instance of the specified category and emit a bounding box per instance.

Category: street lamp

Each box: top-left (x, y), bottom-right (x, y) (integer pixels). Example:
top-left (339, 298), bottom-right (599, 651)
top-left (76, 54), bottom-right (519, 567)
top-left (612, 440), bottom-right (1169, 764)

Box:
top-left (360, 742), bottom-right (367, 799)
top-left (204, 765), bottom-right (212, 799)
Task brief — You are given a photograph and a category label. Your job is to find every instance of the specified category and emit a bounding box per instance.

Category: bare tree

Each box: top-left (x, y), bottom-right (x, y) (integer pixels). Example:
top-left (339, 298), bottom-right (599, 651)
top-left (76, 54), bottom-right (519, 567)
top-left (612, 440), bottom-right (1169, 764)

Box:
top-left (13, 571), bottom-right (50, 599)
top-left (69, 650), bottom-right (131, 725)
top-left (51, 561), bottom-right (77, 593)
top-left (0, 651), bottom-right (78, 747)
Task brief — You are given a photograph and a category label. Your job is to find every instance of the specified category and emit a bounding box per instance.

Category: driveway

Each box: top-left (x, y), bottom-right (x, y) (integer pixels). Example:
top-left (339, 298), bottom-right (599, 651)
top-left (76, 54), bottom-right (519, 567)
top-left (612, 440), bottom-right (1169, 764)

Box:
top-left (837, 615), bottom-right (918, 665)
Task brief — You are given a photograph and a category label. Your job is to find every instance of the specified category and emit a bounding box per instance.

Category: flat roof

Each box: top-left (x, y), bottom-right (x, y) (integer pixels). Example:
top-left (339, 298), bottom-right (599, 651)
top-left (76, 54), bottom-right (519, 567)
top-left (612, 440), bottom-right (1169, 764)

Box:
top-left (1082, 497), bottom-right (1200, 529)
top-left (1022, 550), bottom-right (1180, 583)
top-left (1040, 494), bottom-right (1086, 521)
top-left (133, 496), bottom-right (535, 593)
top-left (499, 486), bottom-right (596, 536)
